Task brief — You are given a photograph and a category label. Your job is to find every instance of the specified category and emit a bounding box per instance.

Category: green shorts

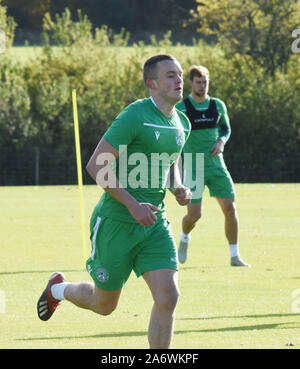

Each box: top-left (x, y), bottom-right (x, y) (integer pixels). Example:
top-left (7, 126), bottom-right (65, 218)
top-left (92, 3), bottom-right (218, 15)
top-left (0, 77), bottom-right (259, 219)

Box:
top-left (86, 212), bottom-right (178, 291)
top-left (190, 166), bottom-right (235, 203)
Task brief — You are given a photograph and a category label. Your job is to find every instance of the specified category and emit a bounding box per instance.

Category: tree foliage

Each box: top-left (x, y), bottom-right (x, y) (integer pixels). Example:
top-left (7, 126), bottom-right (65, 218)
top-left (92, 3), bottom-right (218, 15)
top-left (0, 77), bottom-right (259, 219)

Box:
top-left (3, 0), bottom-right (198, 43)
top-left (191, 0), bottom-right (300, 76)
top-left (0, 6), bottom-right (299, 184)
top-left (0, 0), bottom-right (16, 49)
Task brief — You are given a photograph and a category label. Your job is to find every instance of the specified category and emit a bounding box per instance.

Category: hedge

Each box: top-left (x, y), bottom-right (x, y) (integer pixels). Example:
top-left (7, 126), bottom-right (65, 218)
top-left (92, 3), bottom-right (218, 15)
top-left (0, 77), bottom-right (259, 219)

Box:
top-left (1, 9), bottom-right (299, 184)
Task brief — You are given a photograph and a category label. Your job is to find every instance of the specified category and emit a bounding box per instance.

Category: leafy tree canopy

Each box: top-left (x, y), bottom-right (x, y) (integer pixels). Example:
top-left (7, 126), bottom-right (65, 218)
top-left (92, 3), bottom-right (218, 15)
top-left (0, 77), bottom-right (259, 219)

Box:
top-left (190, 0), bottom-right (300, 76)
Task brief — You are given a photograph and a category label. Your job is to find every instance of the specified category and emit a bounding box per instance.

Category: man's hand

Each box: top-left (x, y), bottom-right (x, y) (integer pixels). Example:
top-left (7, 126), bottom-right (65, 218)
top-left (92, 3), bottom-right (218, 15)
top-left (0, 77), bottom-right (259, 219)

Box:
top-left (128, 202), bottom-right (161, 227)
top-left (210, 139), bottom-right (224, 157)
top-left (174, 186), bottom-right (192, 206)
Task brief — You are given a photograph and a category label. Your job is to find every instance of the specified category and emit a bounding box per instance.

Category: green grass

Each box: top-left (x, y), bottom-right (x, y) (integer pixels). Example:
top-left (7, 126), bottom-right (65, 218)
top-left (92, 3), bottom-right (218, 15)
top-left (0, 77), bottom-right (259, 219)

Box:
top-left (7, 43), bottom-right (220, 65)
top-left (0, 184), bottom-right (300, 349)
top-left (6, 46), bottom-right (44, 63)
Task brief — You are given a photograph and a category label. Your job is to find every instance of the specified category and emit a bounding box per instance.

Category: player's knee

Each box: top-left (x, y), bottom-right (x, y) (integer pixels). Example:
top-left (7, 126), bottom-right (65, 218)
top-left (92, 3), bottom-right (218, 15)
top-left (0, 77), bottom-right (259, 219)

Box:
top-left (93, 301), bottom-right (118, 316)
top-left (190, 211), bottom-right (202, 223)
top-left (224, 202), bottom-right (237, 217)
top-left (155, 288), bottom-right (179, 314)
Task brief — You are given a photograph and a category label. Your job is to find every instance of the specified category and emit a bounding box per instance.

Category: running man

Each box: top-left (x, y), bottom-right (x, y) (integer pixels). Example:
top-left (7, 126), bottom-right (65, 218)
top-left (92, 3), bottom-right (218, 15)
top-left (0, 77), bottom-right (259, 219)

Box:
top-left (37, 55), bottom-right (191, 349)
top-left (177, 65), bottom-right (250, 267)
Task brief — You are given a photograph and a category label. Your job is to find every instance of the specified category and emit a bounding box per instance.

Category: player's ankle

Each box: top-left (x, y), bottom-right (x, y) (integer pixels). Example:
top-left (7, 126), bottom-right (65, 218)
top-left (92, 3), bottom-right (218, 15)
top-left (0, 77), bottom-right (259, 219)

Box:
top-left (51, 282), bottom-right (70, 301)
top-left (181, 232), bottom-right (191, 242)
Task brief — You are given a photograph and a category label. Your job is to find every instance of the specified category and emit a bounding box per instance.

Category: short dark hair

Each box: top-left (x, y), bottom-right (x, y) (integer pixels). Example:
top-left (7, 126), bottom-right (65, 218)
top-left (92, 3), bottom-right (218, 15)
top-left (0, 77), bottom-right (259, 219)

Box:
top-left (189, 65), bottom-right (209, 81)
top-left (143, 54), bottom-right (177, 84)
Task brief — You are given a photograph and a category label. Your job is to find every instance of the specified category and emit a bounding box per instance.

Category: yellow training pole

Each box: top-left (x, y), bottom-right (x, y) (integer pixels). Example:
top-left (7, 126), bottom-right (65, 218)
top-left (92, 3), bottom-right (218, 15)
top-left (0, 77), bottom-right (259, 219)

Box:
top-left (72, 89), bottom-right (88, 268)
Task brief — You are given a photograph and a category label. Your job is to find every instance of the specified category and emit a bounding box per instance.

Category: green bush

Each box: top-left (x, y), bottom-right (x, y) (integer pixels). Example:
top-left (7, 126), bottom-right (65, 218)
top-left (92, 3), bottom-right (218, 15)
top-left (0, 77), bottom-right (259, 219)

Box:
top-left (0, 59), bottom-right (32, 147)
top-left (0, 8), bottom-right (299, 184)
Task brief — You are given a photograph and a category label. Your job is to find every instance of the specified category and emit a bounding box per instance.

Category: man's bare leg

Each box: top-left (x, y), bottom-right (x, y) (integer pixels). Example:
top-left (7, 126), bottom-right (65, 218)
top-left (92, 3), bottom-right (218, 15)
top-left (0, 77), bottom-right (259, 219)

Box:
top-left (182, 202), bottom-right (202, 235)
top-left (37, 273), bottom-right (122, 321)
top-left (216, 197), bottom-right (238, 244)
top-left (64, 282), bottom-right (122, 315)
top-left (216, 197), bottom-right (250, 267)
top-left (178, 202), bottom-right (202, 263)
top-left (143, 268), bottom-right (179, 349)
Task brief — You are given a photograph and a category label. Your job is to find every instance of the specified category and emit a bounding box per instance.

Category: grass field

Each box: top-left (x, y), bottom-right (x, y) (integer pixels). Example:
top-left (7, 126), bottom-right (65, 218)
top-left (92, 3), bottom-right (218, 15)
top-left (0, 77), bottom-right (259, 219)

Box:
top-left (8, 44), bottom-right (218, 65)
top-left (6, 46), bottom-right (45, 63)
top-left (0, 183), bottom-right (300, 349)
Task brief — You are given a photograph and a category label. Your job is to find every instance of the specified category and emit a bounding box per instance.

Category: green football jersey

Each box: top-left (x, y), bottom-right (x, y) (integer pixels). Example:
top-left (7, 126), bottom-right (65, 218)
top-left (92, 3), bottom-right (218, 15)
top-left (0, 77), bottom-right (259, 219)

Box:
top-left (94, 97), bottom-right (191, 223)
top-left (176, 94), bottom-right (231, 169)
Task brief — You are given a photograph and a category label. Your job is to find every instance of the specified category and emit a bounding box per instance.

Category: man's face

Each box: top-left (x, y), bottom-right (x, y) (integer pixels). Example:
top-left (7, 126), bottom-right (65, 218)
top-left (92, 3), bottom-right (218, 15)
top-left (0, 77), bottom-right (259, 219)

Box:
top-left (190, 75), bottom-right (209, 98)
top-left (152, 59), bottom-right (183, 104)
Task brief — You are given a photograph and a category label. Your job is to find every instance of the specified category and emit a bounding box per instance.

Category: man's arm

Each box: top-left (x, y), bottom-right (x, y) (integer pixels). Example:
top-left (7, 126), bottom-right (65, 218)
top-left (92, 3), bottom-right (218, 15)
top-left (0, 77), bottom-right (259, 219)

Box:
top-left (211, 100), bottom-right (231, 157)
top-left (86, 138), bottom-right (160, 226)
top-left (168, 156), bottom-right (191, 206)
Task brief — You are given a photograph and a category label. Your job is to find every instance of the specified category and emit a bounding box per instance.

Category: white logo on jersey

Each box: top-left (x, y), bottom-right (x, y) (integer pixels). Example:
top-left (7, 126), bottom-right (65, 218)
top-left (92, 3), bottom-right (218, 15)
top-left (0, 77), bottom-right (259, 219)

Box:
top-left (155, 130), bottom-right (160, 140)
top-left (176, 130), bottom-right (184, 146)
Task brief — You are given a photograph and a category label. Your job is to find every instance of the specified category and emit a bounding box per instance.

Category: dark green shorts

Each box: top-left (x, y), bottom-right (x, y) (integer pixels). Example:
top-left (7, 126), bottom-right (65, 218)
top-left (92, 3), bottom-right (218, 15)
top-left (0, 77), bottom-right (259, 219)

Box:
top-left (86, 212), bottom-right (178, 291)
top-left (190, 166), bottom-right (235, 203)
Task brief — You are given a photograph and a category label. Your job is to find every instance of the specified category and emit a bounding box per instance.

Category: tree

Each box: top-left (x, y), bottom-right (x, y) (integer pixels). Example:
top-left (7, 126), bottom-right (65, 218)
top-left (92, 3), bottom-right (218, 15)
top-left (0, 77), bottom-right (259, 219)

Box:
top-left (0, 0), bottom-right (16, 49)
top-left (2, 0), bottom-right (50, 31)
top-left (190, 0), bottom-right (300, 76)
top-left (3, 0), bottom-right (199, 44)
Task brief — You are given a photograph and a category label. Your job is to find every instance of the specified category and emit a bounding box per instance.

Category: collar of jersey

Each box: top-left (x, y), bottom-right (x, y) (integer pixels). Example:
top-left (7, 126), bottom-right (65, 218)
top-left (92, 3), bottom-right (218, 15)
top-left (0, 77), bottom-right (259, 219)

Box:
top-left (149, 96), bottom-right (178, 123)
top-left (189, 94), bottom-right (211, 107)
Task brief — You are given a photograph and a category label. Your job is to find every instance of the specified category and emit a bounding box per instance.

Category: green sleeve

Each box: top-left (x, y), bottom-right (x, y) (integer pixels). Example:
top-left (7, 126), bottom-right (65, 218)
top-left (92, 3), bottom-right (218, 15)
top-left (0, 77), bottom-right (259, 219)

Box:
top-left (103, 103), bottom-right (140, 150)
top-left (216, 99), bottom-right (231, 144)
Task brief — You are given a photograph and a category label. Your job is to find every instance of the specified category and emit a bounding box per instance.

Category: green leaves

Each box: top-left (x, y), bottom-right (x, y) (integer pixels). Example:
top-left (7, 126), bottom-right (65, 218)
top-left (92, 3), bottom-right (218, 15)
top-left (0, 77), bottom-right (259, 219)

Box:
top-left (0, 0), bottom-right (17, 50)
top-left (192, 0), bottom-right (300, 76)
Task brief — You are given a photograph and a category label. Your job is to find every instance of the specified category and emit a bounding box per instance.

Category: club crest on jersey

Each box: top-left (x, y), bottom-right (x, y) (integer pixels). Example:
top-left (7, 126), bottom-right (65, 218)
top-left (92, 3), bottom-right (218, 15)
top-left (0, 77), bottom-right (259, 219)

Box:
top-left (96, 268), bottom-right (109, 283)
top-left (176, 130), bottom-right (184, 146)
top-left (154, 130), bottom-right (160, 140)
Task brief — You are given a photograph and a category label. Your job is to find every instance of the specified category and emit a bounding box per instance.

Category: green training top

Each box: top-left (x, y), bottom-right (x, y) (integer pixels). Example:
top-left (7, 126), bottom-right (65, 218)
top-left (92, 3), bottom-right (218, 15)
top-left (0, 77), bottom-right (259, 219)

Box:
top-left (94, 97), bottom-right (191, 223)
top-left (176, 94), bottom-right (231, 169)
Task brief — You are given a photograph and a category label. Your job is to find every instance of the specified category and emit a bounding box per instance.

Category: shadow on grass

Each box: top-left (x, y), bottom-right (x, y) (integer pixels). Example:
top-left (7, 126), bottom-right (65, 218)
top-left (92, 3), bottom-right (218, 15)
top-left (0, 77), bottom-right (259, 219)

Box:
top-left (16, 321), bottom-right (300, 342)
top-left (179, 313), bottom-right (300, 320)
top-left (0, 269), bottom-right (83, 276)
top-left (16, 331), bottom-right (147, 341)
top-left (176, 321), bottom-right (300, 334)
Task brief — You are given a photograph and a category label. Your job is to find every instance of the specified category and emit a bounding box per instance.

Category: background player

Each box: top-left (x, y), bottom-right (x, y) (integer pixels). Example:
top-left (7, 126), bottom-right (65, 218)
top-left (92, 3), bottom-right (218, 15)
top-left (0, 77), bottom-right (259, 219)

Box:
top-left (177, 65), bottom-right (250, 267)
